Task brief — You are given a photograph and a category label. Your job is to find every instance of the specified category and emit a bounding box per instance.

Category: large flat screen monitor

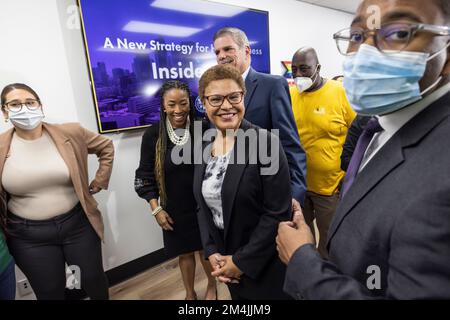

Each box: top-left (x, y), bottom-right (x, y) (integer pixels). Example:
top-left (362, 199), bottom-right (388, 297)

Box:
top-left (78, 0), bottom-right (270, 133)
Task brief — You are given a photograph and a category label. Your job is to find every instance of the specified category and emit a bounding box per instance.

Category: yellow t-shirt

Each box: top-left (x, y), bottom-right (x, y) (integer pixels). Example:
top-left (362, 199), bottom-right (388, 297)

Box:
top-left (290, 79), bottom-right (356, 195)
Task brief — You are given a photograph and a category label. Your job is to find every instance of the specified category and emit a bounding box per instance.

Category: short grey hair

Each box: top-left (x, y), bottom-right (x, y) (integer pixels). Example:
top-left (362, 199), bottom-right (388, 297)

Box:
top-left (213, 27), bottom-right (250, 49)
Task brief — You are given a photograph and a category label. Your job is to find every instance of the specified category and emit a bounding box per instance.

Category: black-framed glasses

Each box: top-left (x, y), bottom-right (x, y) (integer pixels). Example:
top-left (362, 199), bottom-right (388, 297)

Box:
top-left (3, 99), bottom-right (41, 112)
top-left (204, 91), bottom-right (244, 108)
top-left (333, 22), bottom-right (450, 56)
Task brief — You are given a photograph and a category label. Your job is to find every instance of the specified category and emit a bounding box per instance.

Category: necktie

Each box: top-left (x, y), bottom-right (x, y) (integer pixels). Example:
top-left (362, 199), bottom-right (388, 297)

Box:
top-left (341, 117), bottom-right (383, 198)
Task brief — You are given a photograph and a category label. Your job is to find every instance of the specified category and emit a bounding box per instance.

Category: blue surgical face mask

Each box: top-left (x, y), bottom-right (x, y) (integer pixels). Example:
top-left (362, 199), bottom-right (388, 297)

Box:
top-left (343, 43), bottom-right (449, 116)
top-left (8, 107), bottom-right (44, 130)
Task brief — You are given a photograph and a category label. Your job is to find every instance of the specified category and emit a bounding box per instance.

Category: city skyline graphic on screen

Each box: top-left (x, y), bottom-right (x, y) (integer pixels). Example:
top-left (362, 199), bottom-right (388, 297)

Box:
top-left (78, 0), bottom-right (270, 133)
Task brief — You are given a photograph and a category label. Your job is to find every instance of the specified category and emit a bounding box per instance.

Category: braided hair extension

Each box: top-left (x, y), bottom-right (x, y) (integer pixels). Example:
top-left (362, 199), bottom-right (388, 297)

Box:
top-left (155, 80), bottom-right (195, 207)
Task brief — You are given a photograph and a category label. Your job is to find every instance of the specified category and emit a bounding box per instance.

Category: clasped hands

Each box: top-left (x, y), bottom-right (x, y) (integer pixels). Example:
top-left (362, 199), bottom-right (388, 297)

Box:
top-left (208, 199), bottom-right (315, 283)
top-left (208, 254), bottom-right (243, 284)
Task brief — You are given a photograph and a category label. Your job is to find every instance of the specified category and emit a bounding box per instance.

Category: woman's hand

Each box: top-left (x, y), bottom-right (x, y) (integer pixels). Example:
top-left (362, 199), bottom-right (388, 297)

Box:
top-left (89, 181), bottom-right (102, 194)
top-left (208, 253), bottom-right (239, 284)
top-left (208, 253), bottom-right (224, 271)
top-left (154, 210), bottom-right (174, 231)
top-left (211, 255), bottom-right (243, 283)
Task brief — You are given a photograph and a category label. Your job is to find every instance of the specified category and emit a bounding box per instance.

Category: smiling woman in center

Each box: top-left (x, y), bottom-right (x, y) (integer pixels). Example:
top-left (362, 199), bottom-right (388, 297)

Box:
top-left (193, 64), bottom-right (293, 300)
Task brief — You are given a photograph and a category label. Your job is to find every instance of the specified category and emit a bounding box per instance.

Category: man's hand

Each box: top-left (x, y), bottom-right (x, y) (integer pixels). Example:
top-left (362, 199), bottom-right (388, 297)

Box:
top-left (276, 209), bottom-right (315, 265)
top-left (292, 198), bottom-right (301, 213)
top-left (89, 181), bottom-right (102, 194)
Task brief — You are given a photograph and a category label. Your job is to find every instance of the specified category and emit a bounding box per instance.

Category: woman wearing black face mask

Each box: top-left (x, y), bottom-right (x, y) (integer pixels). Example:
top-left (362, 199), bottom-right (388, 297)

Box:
top-left (0, 83), bottom-right (114, 300)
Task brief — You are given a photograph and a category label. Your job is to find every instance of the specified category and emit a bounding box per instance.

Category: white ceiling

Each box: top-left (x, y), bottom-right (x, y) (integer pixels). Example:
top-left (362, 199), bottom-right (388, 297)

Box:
top-left (296, 0), bottom-right (361, 14)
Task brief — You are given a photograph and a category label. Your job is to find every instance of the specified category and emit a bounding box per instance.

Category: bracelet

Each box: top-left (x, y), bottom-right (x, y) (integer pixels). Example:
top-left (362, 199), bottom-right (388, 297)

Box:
top-left (152, 206), bottom-right (163, 216)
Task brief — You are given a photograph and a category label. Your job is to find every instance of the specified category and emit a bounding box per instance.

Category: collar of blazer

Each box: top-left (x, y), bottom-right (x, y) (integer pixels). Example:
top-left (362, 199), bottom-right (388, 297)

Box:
top-left (195, 119), bottom-right (255, 239)
top-left (244, 67), bottom-right (258, 112)
top-left (327, 92), bottom-right (450, 246)
top-left (0, 122), bottom-right (83, 201)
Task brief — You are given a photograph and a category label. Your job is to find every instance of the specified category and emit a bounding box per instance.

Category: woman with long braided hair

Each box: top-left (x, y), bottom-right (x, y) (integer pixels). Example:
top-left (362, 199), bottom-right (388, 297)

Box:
top-left (135, 80), bottom-right (217, 300)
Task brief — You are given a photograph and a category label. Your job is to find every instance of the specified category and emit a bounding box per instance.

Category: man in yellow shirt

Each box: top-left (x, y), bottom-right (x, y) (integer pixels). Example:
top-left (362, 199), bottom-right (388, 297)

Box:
top-left (290, 47), bottom-right (356, 258)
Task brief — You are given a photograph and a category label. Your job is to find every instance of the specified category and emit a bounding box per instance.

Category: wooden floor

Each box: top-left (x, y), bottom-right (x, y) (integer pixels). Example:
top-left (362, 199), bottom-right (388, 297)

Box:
top-left (110, 223), bottom-right (320, 300)
top-left (110, 253), bottom-right (231, 300)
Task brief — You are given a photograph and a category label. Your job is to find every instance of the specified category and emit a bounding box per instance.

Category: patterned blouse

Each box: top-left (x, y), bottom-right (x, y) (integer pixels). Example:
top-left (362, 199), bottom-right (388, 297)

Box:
top-left (201, 152), bottom-right (232, 230)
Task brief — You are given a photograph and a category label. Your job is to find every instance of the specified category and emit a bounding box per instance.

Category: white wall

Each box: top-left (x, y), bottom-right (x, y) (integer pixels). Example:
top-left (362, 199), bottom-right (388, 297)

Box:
top-left (211, 0), bottom-right (353, 78)
top-left (0, 0), bottom-right (352, 293)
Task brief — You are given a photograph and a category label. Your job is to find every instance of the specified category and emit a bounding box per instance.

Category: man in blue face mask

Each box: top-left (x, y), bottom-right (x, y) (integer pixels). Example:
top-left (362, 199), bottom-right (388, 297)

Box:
top-left (276, 0), bottom-right (450, 299)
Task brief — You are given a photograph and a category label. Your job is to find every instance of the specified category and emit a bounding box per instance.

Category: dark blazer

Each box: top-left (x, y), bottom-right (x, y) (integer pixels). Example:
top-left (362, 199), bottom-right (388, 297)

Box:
top-left (284, 91), bottom-right (450, 299)
top-left (193, 119), bottom-right (292, 299)
top-left (244, 68), bottom-right (307, 204)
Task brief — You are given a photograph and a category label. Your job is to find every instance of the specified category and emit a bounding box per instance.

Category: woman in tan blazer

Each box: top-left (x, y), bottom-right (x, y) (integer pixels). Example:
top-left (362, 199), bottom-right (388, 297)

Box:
top-left (0, 83), bottom-right (114, 300)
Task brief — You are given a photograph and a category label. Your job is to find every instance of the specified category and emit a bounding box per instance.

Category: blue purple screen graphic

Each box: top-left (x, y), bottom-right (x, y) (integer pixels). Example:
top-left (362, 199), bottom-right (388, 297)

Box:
top-left (78, 0), bottom-right (270, 133)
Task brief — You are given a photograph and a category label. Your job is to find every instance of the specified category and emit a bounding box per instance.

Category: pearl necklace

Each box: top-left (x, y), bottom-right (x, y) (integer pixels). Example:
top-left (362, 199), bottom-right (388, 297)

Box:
top-left (166, 116), bottom-right (190, 146)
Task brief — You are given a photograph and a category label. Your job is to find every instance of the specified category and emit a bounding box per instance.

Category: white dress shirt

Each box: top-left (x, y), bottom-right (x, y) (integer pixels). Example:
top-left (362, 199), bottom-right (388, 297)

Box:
top-left (242, 65), bottom-right (251, 81)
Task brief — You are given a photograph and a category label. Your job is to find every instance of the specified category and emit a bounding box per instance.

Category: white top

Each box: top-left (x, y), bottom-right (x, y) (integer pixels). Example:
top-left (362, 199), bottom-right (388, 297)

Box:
top-left (201, 152), bottom-right (232, 230)
top-left (359, 82), bottom-right (450, 172)
top-left (2, 131), bottom-right (79, 220)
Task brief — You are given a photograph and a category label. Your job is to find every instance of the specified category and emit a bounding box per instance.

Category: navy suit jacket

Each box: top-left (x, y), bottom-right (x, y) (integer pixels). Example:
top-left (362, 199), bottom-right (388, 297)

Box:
top-left (244, 67), bottom-right (307, 204)
top-left (284, 91), bottom-right (450, 299)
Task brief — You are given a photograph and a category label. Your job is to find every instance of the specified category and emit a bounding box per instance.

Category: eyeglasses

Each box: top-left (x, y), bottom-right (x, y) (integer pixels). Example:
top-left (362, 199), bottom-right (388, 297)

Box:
top-left (204, 91), bottom-right (244, 108)
top-left (333, 22), bottom-right (450, 56)
top-left (3, 99), bottom-right (41, 112)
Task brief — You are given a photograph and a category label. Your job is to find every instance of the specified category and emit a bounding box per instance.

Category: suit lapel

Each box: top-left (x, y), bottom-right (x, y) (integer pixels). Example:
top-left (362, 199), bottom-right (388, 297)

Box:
top-left (222, 154), bottom-right (247, 240)
top-left (193, 141), bottom-right (211, 215)
top-left (244, 68), bottom-right (258, 114)
top-left (222, 120), bottom-right (251, 240)
top-left (327, 92), bottom-right (450, 246)
top-left (327, 137), bottom-right (404, 245)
